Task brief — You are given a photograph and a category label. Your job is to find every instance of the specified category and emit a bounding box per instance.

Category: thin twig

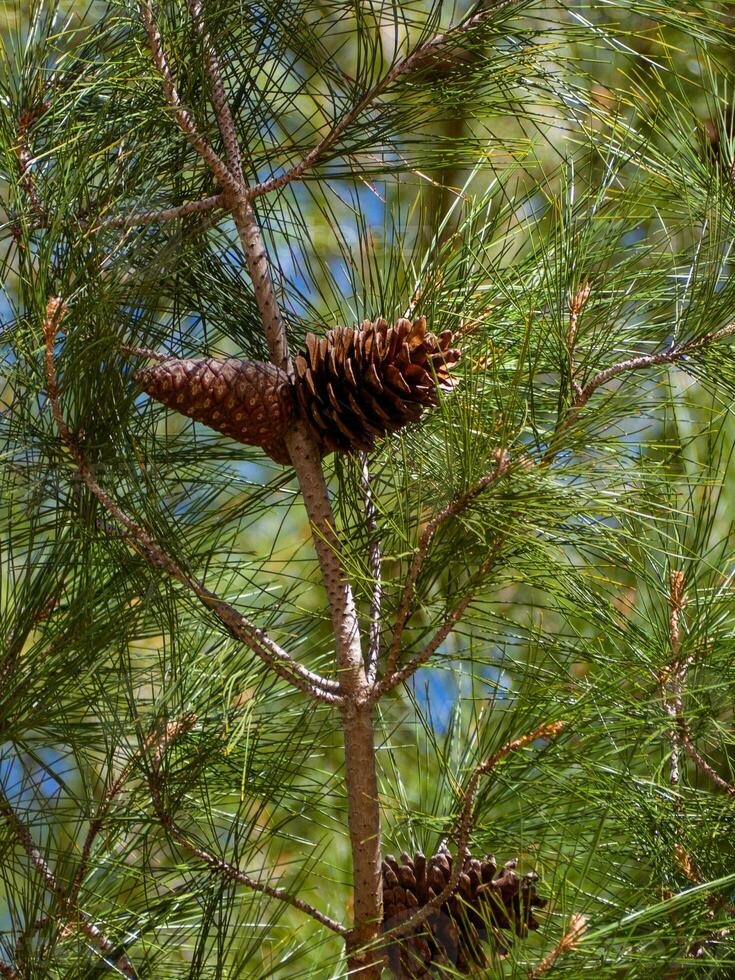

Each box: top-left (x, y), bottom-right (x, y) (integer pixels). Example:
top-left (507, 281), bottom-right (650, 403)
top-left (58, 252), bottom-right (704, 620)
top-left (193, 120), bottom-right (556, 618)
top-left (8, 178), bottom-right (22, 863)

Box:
top-left (544, 320), bottom-right (735, 464)
top-left (145, 0), bottom-right (286, 365)
top-left (384, 721), bottom-right (564, 941)
top-left (67, 764), bottom-right (137, 907)
top-left (138, 1), bottom-right (239, 196)
top-left (247, 1), bottom-right (516, 200)
top-left (527, 912), bottom-right (588, 978)
top-left (16, 106), bottom-right (48, 216)
top-left (68, 717), bottom-right (198, 906)
top-left (382, 450), bottom-right (510, 685)
top-left (575, 320), bottom-right (735, 410)
top-left (361, 455), bottom-right (382, 685)
top-left (42, 299), bottom-right (341, 704)
top-left (373, 544), bottom-right (501, 699)
top-left (93, 193), bottom-right (226, 230)
top-left (187, 0), bottom-right (243, 179)
top-left (567, 280), bottom-right (591, 400)
top-left (661, 570), bottom-right (735, 796)
top-left (453, 721), bottom-right (565, 862)
top-left (662, 569), bottom-right (687, 788)
top-left (119, 344), bottom-right (169, 362)
top-left (0, 794), bottom-right (137, 978)
top-left (677, 724), bottom-right (735, 796)
top-left (145, 721), bottom-right (347, 937)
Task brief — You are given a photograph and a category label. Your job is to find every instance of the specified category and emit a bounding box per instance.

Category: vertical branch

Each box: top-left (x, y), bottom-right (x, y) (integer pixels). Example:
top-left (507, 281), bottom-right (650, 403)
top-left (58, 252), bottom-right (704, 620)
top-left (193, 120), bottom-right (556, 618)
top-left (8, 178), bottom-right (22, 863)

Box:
top-left (662, 569), bottom-right (687, 788)
top-left (283, 426), bottom-right (383, 975)
top-left (230, 201), bottom-right (289, 370)
top-left (138, 0), bottom-right (237, 194)
top-left (137, 8), bottom-right (383, 973)
top-left (660, 571), bottom-right (735, 795)
top-left (185, 0), bottom-right (290, 366)
top-left (187, 0), bottom-right (242, 179)
top-left (361, 455), bottom-right (382, 686)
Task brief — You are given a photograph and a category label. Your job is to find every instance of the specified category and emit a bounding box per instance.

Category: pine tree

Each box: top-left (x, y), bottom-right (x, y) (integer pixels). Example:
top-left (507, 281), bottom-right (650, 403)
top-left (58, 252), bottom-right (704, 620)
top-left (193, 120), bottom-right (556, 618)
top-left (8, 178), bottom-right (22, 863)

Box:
top-left (2, 1), bottom-right (735, 977)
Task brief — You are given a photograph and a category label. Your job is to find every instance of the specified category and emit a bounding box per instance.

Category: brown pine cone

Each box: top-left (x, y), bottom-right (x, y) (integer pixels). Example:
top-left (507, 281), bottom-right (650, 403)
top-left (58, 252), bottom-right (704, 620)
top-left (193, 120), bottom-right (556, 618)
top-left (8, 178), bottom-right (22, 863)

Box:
top-left (293, 316), bottom-right (460, 455)
top-left (382, 845), bottom-right (546, 978)
top-left (134, 357), bottom-right (294, 463)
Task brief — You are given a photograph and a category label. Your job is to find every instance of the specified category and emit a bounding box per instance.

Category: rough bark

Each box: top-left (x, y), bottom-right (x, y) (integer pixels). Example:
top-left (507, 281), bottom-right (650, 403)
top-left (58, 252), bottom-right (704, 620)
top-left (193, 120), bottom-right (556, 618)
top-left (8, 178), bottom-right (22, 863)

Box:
top-left (284, 423), bottom-right (383, 976)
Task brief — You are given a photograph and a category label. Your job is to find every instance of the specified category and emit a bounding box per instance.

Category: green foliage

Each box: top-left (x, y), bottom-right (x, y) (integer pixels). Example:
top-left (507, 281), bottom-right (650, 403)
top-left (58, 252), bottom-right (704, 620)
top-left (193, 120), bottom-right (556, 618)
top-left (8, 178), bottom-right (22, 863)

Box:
top-left (2, 0), bottom-right (735, 976)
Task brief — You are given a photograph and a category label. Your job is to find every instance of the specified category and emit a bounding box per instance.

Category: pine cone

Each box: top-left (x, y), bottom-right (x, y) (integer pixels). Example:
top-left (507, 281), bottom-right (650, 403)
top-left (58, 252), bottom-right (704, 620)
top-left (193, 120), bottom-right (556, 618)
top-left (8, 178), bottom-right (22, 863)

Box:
top-left (134, 357), bottom-right (294, 464)
top-left (382, 845), bottom-right (546, 978)
top-left (132, 316), bottom-right (460, 462)
top-left (294, 316), bottom-right (460, 455)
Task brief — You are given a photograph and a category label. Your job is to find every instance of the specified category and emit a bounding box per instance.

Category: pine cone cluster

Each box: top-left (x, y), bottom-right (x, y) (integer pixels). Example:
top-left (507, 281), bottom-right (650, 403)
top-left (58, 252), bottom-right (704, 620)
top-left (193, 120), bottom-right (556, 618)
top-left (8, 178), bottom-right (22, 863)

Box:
top-left (133, 316), bottom-right (460, 462)
top-left (382, 844), bottom-right (546, 978)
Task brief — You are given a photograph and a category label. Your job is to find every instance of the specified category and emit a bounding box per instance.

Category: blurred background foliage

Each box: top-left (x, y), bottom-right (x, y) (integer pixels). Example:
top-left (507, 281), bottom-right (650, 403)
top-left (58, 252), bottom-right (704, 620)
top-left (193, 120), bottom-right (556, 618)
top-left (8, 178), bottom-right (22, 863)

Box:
top-left (2, 0), bottom-right (735, 976)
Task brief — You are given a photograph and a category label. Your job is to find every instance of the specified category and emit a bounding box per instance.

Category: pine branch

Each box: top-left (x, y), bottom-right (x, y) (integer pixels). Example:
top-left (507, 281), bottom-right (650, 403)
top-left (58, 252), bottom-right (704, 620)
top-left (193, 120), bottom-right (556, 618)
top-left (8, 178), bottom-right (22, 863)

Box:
top-left (8, 104), bottom-right (50, 241)
top-left (549, 320), bottom-right (735, 457)
top-left (0, 794), bottom-right (137, 978)
top-left (361, 455), bottom-right (382, 686)
top-left (527, 912), bottom-right (588, 978)
top-left (136, 8), bottom-right (383, 968)
top-left (677, 725), bottom-right (735, 796)
top-left (138, 0), bottom-right (287, 366)
top-left (247, 0), bottom-right (518, 199)
top-left (381, 449), bottom-right (511, 685)
top-left (375, 530), bottom-right (506, 701)
top-left (187, 0), bottom-right (243, 179)
top-left (138, 0), bottom-right (239, 196)
top-left (15, 106), bottom-right (47, 216)
top-left (145, 718), bottom-right (348, 937)
top-left (661, 570), bottom-right (735, 795)
top-left (42, 299), bottom-right (341, 704)
top-left (661, 569), bottom-right (687, 788)
top-left (67, 715), bottom-right (197, 907)
top-left (383, 721), bottom-right (564, 941)
top-left (575, 321), bottom-right (735, 409)
top-left (66, 760), bottom-right (139, 908)
top-left (93, 193), bottom-right (226, 230)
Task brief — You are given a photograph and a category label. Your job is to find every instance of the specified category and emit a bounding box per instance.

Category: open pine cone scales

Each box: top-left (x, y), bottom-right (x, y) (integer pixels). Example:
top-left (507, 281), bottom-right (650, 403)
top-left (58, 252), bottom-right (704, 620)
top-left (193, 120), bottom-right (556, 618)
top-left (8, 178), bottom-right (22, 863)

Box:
top-left (132, 316), bottom-right (460, 462)
top-left (383, 845), bottom-right (546, 978)
top-left (294, 316), bottom-right (461, 455)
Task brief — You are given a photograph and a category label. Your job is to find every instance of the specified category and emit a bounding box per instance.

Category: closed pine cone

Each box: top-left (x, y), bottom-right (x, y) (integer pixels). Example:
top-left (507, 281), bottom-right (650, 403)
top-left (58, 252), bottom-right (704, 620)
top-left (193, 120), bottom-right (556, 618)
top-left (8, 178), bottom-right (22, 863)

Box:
top-left (382, 845), bottom-right (546, 978)
top-left (294, 316), bottom-right (460, 455)
top-left (134, 357), bottom-right (294, 464)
